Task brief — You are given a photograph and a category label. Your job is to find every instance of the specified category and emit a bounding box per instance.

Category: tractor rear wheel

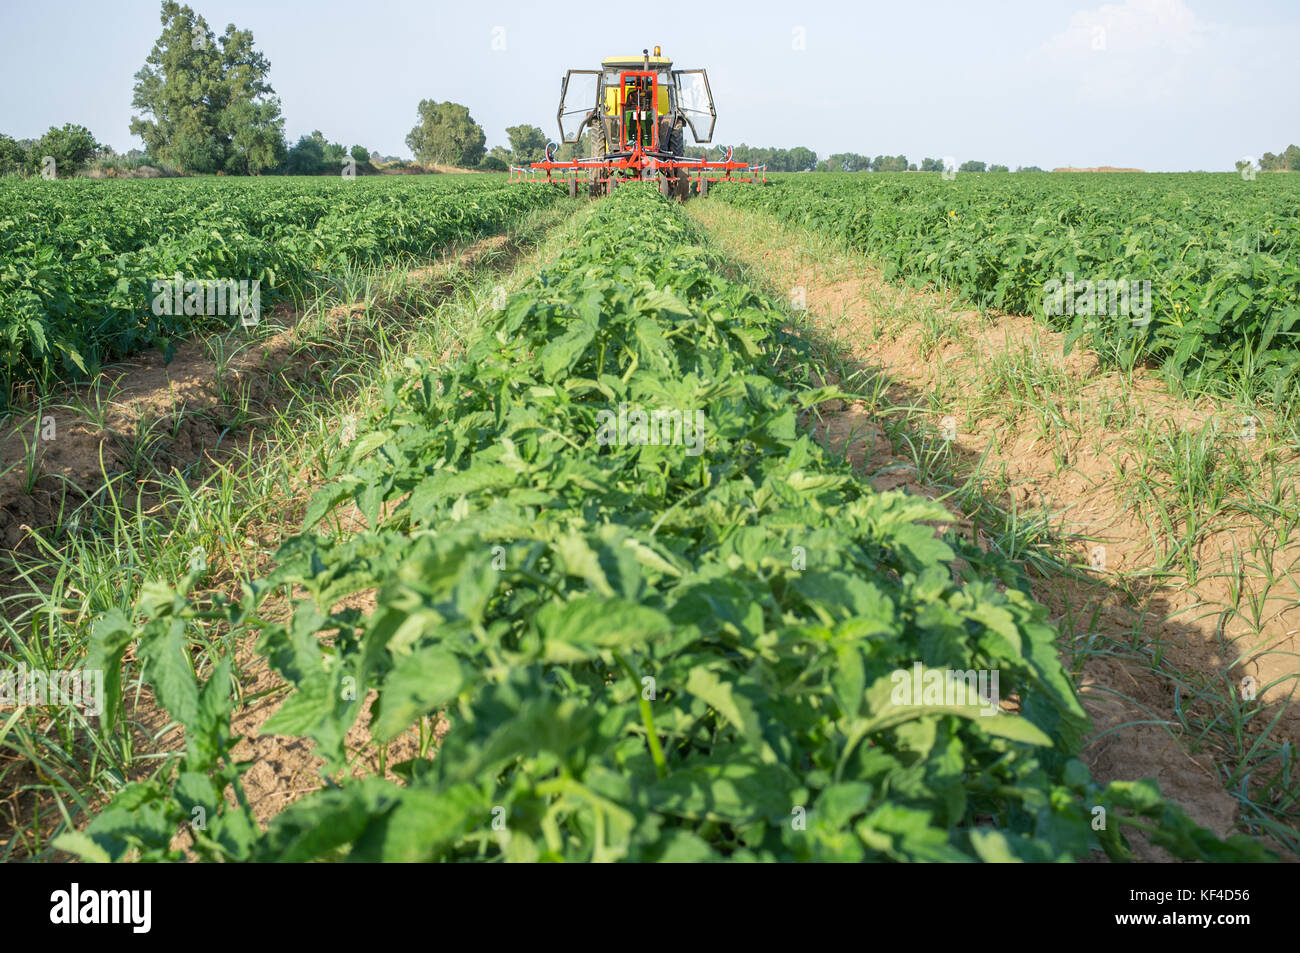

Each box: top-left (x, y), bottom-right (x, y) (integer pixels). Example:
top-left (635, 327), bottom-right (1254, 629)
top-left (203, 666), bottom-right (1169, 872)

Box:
top-left (668, 122), bottom-right (685, 157)
top-left (587, 123), bottom-right (610, 197)
top-left (589, 123), bottom-right (608, 159)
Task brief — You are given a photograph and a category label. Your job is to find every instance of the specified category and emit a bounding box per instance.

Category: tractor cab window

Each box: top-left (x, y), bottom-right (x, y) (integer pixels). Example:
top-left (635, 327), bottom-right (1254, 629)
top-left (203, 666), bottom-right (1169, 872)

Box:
top-left (658, 72), bottom-right (672, 108)
top-left (558, 69), bottom-right (600, 142)
top-left (621, 76), bottom-right (658, 118)
top-left (673, 69), bottom-right (716, 142)
top-left (601, 69), bottom-right (625, 116)
top-left (600, 67), bottom-right (670, 118)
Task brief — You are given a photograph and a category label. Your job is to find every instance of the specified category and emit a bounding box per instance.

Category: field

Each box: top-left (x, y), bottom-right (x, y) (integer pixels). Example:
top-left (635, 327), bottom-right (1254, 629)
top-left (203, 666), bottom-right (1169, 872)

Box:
top-left (715, 173), bottom-right (1300, 410)
top-left (0, 176), bottom-right (560, 403)
top-left (0, 172), bottom-right (1296, 862)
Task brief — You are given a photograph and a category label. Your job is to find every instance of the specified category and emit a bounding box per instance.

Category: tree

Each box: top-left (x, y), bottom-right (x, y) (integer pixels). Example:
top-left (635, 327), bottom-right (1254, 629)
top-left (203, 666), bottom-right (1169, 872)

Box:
top-left (829, 152), bottom-right (868, 172)
top-left (1015, 165), bottom-right (1044, 173)
top-left (275, 132), bottom-right (372, 175)
top-left (130, 2), bottom-right (284, 174)
top-left (280, 134), bottom-right (325, 175)
top-left (786, 146), bottom-right (817, 171)
top-left (958, 160), bottom-right (986, 172)
top-left (989, 164), bottom-right (1009, 173)
top-left (506, 124), bottom-right (548, 164)
top-left (32, 124), bottom-right (103, 176)
top-left (214, 20), bottom-right (285, 173)
top-left (223, 100), bottom-right (285, 173)
top-left (919, 157), bottom-right (944, 172)
top-left (322, 136), bottom-right (348, 168)
top-left (171, 131), bottom-right (223, 174)
top-left (478, 155), bottom-right (508, 172)
top-left (0, 134), bottom-right (30, 175)
top-left (1257, 146), bottom-right (1299, 171)
top-left (870, 154), bottom-right (908, 172)
top-left (406, 101), bottom-right (486, 168)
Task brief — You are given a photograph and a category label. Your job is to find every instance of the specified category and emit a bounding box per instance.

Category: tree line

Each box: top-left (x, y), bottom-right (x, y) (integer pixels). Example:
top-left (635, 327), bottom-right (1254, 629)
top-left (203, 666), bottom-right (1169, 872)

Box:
top-left (677, 149), bottom-right (1040, 173)
top-left (1248, 145), bottom-right (1300, 172)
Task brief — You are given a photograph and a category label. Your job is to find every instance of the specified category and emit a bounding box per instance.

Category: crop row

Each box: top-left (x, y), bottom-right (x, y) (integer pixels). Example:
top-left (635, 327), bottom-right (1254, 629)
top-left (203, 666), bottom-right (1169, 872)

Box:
top-left (714, 173), bottom-right (1300, 406)
top-left (64, 186), bottom-right (1270, 862)
top-left (0, 176), bottom-right (559, 401)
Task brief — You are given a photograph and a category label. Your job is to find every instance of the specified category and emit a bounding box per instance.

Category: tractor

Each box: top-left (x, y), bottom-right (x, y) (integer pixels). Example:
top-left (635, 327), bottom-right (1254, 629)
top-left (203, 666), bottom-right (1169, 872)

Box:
top-left (509, 47), bottom-right (766, 199)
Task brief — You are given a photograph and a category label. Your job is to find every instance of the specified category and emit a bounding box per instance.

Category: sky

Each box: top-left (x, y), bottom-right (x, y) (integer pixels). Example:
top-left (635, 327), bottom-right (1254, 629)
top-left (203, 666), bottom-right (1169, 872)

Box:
top-left (1, 0), bottom-right (1297, 171)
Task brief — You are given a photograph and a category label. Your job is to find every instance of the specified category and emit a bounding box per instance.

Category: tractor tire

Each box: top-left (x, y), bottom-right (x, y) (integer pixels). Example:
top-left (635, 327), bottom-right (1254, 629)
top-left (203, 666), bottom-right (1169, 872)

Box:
top-left (587, 123), bottom-right (609, 198)
top-left (668, 122), bottom-right (685, 158)
top-left (589, 122), bottom-right (608, 159)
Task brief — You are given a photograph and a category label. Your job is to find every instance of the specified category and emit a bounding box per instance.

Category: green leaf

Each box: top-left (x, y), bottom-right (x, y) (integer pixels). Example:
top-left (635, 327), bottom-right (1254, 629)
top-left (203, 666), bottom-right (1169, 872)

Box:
top-left (87, 607), bottom-right (136, 730)
top-left (373, 646), bottom-right (466, 742)
top-left (137, 617), bottom-right (200, 731)
top-left (534, 596), bottom-right (672, 662)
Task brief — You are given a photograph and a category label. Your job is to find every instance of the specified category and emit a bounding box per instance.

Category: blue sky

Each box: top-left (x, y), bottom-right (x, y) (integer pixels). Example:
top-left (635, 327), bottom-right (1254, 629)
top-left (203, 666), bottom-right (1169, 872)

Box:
top-left (2, 0), bottom-right (1296, 170)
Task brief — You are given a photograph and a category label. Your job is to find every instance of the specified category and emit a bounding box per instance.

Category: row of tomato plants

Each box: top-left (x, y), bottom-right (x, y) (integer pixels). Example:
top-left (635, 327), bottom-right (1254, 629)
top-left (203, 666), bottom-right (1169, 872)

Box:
top-left (62, 185), bottom-right (1273, 862)
top-left (714, 173), bottom-right (1300, 406)
top-left (0, 176), bottom-right (558, 403)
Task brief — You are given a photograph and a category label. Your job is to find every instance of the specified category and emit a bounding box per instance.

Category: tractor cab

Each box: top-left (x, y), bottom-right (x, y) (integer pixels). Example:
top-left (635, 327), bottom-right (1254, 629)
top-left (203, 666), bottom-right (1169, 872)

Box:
top-left (556, 48), bottom-right (717, 153)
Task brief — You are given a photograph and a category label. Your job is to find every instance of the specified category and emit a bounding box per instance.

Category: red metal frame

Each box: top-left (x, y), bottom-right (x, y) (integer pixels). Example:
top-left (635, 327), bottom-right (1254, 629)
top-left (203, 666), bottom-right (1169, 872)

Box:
top-left (509, 69), bottom-right (766, 194)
